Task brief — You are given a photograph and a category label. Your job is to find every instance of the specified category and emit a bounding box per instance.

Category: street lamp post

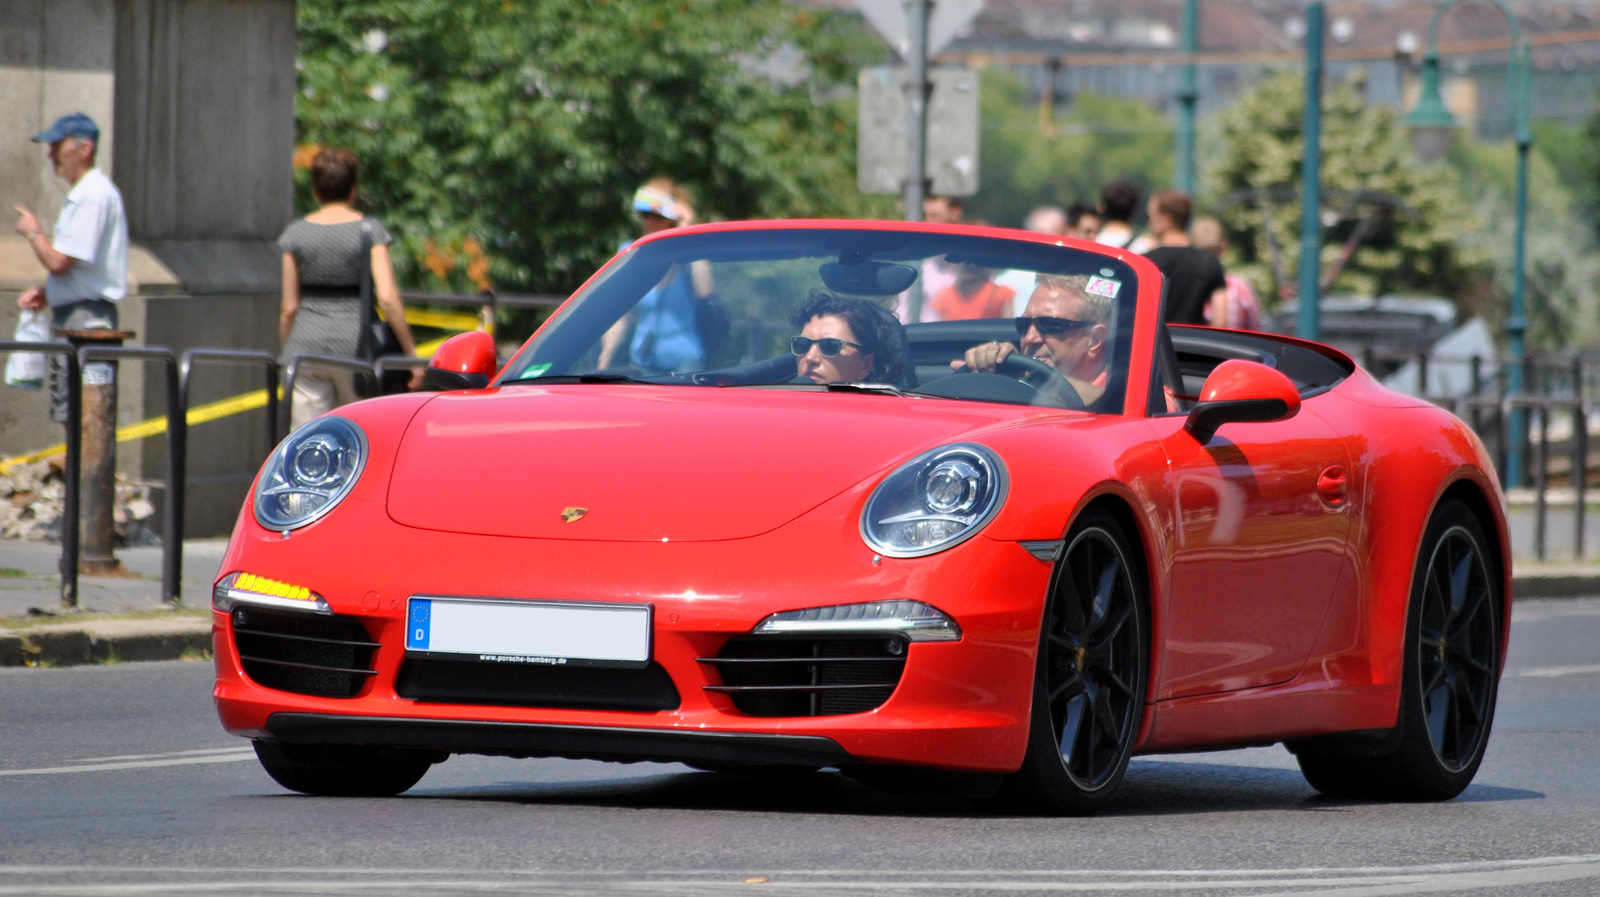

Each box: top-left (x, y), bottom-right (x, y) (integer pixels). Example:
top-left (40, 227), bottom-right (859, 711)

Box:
top-left (1403, 0), bottom-right (1531, 483)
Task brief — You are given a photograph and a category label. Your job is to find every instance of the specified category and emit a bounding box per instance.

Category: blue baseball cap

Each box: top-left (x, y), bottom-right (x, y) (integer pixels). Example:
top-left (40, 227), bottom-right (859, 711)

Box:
top-left (32, 112), bottom-right (100, 145)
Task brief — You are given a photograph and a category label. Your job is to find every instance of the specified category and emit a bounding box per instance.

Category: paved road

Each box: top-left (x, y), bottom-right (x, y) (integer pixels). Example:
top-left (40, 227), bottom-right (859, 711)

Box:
top-left (2, 599), bottom-right (1599, 896)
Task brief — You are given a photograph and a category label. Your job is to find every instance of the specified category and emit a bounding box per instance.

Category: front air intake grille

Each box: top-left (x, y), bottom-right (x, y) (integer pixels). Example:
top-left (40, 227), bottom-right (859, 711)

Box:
top-left (395, 658), bottom-right (681, 712)
top-left (232, 608), bottom-right (379, 699)
top-left (699, 636), bottom-right (908, 717)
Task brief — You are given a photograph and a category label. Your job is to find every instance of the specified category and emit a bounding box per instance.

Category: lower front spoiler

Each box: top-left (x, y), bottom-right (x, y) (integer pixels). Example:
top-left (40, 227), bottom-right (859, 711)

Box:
top-left (264, 713), bottom-right (853, 769)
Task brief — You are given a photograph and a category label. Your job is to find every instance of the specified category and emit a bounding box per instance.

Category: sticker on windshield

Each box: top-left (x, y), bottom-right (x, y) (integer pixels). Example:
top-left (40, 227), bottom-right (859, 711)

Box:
top-left (1086, 276), bottom-right (1121, 299)
top-left (522, 363), bottom-right (552, 378)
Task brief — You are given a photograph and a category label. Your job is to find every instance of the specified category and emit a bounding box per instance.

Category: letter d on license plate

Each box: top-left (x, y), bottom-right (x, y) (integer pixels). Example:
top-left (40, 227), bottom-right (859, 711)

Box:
top-left (405, 596), bottom-right (651, 667)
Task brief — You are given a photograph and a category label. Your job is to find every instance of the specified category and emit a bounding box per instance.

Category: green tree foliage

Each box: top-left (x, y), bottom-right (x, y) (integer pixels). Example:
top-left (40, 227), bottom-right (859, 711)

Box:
top-left (1209, 71), bottom-right (1482, 307)
top-left (295, 0), bottom-right (893, 295)
top-left (965, 70), bottom-right (1173, 228)
top-left (1451, 130), bottom-right (1600, 351)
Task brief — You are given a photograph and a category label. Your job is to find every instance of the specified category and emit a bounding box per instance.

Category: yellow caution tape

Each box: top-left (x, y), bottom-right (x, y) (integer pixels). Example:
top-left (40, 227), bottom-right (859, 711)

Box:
top-left (402, 308), bottom-right (481, 331)
top-left (0, 324), bottom-right (485, 473)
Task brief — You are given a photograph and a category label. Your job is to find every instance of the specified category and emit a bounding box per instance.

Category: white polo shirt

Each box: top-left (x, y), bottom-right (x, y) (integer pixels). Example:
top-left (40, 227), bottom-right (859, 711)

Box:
top-left (47, 168), bottom-right (129, 304)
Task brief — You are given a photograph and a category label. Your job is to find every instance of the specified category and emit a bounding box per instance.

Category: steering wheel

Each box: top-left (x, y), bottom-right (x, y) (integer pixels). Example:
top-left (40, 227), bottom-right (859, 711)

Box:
top-left (957, 351), bottom-right (1086, 410)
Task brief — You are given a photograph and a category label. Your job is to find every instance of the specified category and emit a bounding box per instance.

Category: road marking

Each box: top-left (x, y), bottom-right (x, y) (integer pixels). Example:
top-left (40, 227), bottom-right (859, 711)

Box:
top-left (1510, 662), bottom-right (1600, 677)
top-left (1, 856), bottom-right (1599, 894)
top-left (0, 748), bottom-right (254, 777)
top-left (65, 747), bottom-right (251, 763)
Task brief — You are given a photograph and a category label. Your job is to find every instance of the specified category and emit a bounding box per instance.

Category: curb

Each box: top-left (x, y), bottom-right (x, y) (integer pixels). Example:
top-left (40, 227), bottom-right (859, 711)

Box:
top-left (0, 618), bottom-right (211, 668)
top-left (1513, 569), bottom-right (1600, 601)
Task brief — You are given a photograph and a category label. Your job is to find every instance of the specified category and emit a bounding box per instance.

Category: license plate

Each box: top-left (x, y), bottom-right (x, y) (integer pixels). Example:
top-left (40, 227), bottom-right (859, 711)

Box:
top-left (405, 596), bottom-right (651, 667)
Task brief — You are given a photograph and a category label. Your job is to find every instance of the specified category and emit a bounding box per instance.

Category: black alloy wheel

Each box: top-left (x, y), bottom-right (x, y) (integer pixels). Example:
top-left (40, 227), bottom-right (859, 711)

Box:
top-left (1294, 499), bottom-right (1501, 801)
top-left (1000, 508), bottom-right (1148, 814)
top-left (1414, 518), bottom-right (1498, 774)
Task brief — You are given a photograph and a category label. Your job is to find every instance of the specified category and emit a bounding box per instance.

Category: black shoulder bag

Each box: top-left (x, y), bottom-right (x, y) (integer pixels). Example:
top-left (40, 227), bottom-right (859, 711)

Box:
top-left (356, 219), bottom-right (403, 362)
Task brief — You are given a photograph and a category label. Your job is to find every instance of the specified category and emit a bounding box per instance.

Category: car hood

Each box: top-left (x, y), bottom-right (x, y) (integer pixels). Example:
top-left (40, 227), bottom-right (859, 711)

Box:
top-left (385, 384), bottom-right (1029, 541)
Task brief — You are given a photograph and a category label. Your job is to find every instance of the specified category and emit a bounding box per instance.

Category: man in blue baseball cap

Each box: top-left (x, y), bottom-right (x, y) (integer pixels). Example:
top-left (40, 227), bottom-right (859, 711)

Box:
top-left (12, 112), bottom-right (129, 420)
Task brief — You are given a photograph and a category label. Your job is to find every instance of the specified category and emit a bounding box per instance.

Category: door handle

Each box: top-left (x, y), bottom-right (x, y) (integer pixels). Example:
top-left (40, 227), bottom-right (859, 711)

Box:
top-left (1317, 465), bottom-right (1348, 508)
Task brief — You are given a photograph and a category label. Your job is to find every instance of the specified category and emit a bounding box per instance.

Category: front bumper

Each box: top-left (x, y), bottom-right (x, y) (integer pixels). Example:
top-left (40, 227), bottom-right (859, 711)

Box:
top-left (213, 495), bottom-right (1051, 772)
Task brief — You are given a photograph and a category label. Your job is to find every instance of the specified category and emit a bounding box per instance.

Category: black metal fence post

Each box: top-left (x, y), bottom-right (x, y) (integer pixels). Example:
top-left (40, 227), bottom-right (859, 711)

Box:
top-left (0, 340), bottom-right (80, 607)
top-left (78, 346), bottom-right (180, 600)
top-left (79, 346), bottom-right (183, 604)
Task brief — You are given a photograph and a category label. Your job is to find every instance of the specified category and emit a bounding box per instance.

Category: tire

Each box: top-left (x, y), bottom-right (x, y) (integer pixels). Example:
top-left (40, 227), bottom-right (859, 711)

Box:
top-left (253, 740), bottom-right (435, 797)
top-left (1295, 499), bottom-right (1501, 801)
top-left (996, 508), bottom-right (1149, 814)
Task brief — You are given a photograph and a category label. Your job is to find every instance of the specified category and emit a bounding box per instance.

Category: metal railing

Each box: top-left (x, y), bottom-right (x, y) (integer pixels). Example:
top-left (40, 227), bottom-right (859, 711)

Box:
top-left (78, 345), bottom-right (184, 604)
top-left (0, 340), bottom-right (81, 607)
top-left (279, 354), bottom-right (381, 436)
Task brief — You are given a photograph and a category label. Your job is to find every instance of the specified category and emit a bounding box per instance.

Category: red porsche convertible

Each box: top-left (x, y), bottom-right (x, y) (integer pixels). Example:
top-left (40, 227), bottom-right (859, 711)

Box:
top-left (213, 221), bottom-right (1509, 813)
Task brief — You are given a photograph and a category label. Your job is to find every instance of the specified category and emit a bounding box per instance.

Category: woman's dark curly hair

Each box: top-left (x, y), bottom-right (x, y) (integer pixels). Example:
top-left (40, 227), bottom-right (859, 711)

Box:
top-left (790, 290), bottom-right (912, 387)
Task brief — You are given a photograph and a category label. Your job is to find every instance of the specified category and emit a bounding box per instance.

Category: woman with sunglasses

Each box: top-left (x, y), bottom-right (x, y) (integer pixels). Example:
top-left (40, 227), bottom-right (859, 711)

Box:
top-left (790, 291), bottom-right (910, 387)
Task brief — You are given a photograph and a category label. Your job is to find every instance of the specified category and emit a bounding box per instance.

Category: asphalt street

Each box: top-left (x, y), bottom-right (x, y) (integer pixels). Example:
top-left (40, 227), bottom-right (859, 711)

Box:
top-left (0, 598), bottom-right (1596, 896)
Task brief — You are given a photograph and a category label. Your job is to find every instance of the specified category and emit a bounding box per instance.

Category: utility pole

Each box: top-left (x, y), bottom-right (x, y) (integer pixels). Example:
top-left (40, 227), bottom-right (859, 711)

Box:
top-left (1176, 0), bottom-right (1198, 194)
top-left (1297, 2), bottom-right (1324, 341)
top-left (903, 0), bottom-right (931, 221)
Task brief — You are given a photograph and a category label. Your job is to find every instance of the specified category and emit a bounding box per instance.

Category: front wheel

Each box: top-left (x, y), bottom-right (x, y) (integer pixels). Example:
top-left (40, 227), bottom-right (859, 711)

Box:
top-left (997, 508), bottom-right (1149, 814)
top-left (1294, 499), bottom-right (1501, 800)
top-left (253, 740), bottom-right (436, 797)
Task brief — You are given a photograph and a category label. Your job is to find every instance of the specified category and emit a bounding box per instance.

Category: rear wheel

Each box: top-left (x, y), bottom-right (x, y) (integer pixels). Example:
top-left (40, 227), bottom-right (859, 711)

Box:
top-left (1294, 499), bottom-right (1501, 800)
top-left (998, 508), bottom-right (1148, 814)
top-left (253, 740), bottom-right (436, 797)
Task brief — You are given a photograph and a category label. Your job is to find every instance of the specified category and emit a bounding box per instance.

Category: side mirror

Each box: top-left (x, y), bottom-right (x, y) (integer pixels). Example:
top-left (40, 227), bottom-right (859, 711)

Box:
top-left (1184, 359), bottom-right (1301, 443)
top-left (424, 331), bottom-right (498, 391)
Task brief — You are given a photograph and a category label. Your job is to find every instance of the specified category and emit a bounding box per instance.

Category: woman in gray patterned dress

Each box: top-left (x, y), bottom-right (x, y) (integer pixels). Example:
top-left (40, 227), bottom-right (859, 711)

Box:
top-left (278, 148), bottom-right (420, 428)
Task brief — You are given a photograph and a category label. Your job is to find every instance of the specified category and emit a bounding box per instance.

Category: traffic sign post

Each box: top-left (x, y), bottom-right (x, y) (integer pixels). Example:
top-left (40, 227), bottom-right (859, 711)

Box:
top-left (857, 67), bottom-right (979, 199)
top-left (855, 0), bottom-right (984, 219)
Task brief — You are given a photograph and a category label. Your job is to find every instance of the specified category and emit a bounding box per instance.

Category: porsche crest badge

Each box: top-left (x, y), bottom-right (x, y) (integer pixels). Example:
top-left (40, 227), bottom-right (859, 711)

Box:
top-left (559, 507), bottom-right (589, 523)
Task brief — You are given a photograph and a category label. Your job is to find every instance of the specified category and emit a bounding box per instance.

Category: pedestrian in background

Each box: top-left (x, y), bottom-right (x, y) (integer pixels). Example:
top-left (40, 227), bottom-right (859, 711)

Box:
top-left (1020, 205), bottom-right (1067, 236)
top-left (897, 194), bottom-right (965, 323)
top-left (1093, 181), bottom-right (1153, 253)
top-left (1142, 189), bottom-right (1228, 327)
top-left (1191, 217), bottom-right (1262, 332)
top-left (597, 178), bottom-right (716, 371)
top-left (278, 148), bottom-right (420, 429)
top-left (1065, 202), bottom-right (1101, 240)
top-left (12, 112), bottom-right (128, 422)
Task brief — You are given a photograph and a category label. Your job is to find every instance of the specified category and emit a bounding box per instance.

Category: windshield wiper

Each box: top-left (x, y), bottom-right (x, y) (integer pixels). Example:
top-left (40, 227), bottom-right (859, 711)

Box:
top-left (506, 373), bottom-right (652, 385)
top-left (823, 382), bottom-right (915, 397)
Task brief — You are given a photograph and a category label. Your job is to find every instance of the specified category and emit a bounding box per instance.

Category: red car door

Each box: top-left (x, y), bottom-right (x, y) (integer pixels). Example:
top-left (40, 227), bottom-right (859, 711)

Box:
top-left (1148, 408), bottom-right (1353, 698)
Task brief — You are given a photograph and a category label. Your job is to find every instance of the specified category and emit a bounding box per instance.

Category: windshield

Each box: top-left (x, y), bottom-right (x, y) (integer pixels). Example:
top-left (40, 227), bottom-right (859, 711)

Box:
top-left (499, 227), bottom-right (1140, 412)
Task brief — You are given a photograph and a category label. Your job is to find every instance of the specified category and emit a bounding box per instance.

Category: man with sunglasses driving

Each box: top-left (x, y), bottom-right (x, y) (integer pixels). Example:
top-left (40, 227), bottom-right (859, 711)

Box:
top-left (953, 273), bottom-right (1110, 405)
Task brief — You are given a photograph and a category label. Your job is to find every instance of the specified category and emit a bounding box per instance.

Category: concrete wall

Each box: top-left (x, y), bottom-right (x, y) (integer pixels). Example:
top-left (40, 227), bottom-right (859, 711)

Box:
top-left (1, 0), bottom-right (296, 539)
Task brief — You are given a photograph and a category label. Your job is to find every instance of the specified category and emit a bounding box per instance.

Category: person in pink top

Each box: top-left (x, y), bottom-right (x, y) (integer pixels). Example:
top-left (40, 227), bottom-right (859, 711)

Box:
top-left (1191, 217), bottom-right (1262, 332)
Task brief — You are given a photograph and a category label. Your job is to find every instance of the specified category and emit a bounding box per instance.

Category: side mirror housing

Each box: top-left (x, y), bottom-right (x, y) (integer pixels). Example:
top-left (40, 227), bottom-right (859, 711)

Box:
top-left (424, 331), bottom-right (498, 391)
top-left (1184, 359), bottom-right (1301, 443)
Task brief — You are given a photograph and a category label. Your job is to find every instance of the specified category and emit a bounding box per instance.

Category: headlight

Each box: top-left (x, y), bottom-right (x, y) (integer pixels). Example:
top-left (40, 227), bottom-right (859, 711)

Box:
top-left (753, 600), bottom-right (960, 641)
top-left (253, 416), bottom-right (367, 531)
top-left (861, 443), bottom-right (1006, 558)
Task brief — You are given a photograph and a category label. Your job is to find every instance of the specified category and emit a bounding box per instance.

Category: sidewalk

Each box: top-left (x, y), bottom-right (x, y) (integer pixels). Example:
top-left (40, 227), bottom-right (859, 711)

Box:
top-left (0, 538), bottom-right (224, 667)
top-left (3, 536), bottom-right (1600, 668)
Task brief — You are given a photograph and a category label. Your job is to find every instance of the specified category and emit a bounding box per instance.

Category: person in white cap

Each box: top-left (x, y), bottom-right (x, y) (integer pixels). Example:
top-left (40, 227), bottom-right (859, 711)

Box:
top-left (13, 111), bottom-right (129, 420)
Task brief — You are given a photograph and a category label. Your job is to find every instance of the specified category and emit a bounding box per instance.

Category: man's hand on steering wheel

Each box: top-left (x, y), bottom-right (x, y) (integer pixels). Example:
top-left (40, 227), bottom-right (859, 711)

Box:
top-left (953, 340), bottom-right (1017, 374)
top-left (951, 341), bottom-right (1085, 410)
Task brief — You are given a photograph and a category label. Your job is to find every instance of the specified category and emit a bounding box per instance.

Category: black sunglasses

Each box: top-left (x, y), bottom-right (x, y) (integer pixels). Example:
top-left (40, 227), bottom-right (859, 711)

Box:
top-left (1014, 316), bottom-right (1093, 337)
top-left (791, 336), bottom-right (867, 358)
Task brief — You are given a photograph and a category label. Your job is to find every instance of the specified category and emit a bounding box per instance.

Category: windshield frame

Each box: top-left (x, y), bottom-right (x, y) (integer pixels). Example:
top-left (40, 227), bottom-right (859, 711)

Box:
top-left (496, 221), bottom-right (1159, 415)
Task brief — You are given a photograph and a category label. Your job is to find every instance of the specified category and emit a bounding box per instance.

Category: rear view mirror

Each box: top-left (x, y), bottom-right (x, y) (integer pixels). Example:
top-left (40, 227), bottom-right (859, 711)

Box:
top-left (424, 331), bottom-right (498, 391)
top-left (818, 261), bottom-right (919, 296)
top-left (1184, 359), bottom-right (1300, 443)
